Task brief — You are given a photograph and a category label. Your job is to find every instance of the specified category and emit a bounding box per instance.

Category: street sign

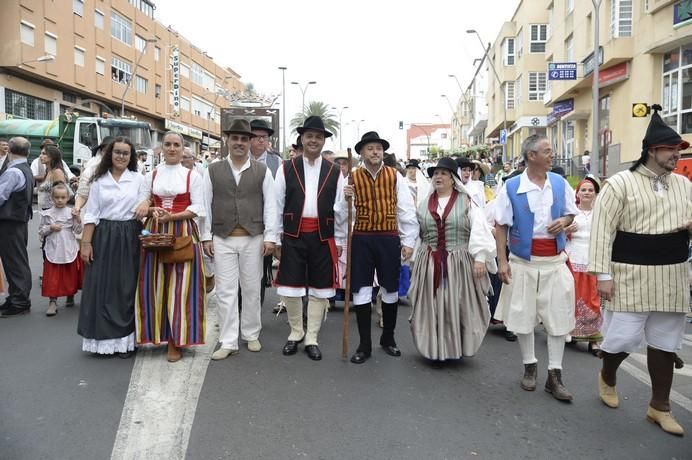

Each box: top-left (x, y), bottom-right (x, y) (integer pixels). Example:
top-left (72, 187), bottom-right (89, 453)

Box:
top-left (632, 102), bottom-right (649, 117)
top-left (499, 129), bottom-right (507, 145)
top-left (548, 62), bottom-right (577, 80)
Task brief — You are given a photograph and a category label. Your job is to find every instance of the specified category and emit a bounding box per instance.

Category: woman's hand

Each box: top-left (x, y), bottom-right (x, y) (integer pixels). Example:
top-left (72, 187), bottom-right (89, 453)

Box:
top-left (473, 261), bottom-right (487, 278)
top-left (151, 207), bottom-right (172, 223)
top-left (134, 201), bottom-right (150, 220)
top-left (81, 243), bottom-right (93, 264)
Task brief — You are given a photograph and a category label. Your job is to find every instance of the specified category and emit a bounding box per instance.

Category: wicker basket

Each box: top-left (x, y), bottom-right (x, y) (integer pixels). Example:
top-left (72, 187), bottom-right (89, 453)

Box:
top-left (140, 216), bottom-right (175, 250)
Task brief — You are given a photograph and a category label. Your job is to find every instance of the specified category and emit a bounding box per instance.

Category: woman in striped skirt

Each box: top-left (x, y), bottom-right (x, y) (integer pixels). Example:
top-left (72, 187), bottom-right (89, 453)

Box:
top-left (135, 131), bottom-right (206, 362)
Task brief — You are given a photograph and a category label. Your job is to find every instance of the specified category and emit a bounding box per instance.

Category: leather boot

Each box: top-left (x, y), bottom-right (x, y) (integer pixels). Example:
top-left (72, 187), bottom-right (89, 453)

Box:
top-left (646, 346), bottom-right (684, 435)
top-left (304, 297), bottom-right (326, 361)
top-left (282, 297), bottom-right (305, 355)
top-left (544, 368), bottom-right (573, 402)
top-left (521, 363), bottom-right (537, 391)
top-left (380, 301), bottom-right (401, 356)
top-left (351, 303), bottom-right (372, 364)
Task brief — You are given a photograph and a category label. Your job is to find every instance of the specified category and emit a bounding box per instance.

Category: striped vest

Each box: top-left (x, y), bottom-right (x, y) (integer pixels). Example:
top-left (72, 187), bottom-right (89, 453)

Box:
top-left (352, 166), bottom-right (398, 232)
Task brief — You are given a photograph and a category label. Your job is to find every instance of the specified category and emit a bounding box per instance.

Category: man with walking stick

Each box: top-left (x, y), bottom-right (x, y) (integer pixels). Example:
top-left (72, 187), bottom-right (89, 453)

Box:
top-left (341, 132), bottom-right (418, 364)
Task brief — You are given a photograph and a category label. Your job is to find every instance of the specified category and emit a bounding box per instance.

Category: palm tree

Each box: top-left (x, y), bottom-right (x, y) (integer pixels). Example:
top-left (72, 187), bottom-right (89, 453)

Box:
top-left (289, 101), bottom-right (340, 137)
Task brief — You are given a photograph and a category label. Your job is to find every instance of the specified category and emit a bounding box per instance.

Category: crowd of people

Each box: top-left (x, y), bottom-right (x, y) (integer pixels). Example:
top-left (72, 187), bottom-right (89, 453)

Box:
top-left (0, 105), bottom-right (689, 437)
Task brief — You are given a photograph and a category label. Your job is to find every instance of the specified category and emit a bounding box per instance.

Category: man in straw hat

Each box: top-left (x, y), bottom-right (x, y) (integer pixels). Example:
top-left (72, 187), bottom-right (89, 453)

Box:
top-left (494, 133), bottom-right (579, 402)
top-left (274, 116), bottom-right (346, 361)
top-left (589, 104), bottom-right (691, 436)
top-left (201, 119), bottom-right (279, 359)
top-left (341, 131), bottom-right (418, 364)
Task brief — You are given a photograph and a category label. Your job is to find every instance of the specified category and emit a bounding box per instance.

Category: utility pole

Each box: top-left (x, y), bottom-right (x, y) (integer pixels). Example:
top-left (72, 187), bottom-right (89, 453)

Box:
top-left (121, 38), bottom-right (156, 117)
top-left (278, 66), bottom-right (287, 153)
top-left (591, 0), bottom-right (603, 178)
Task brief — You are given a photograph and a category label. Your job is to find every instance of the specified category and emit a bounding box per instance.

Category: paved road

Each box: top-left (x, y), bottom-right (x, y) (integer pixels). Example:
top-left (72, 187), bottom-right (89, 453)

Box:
top-left (1, 217), bottom-right (690, 459)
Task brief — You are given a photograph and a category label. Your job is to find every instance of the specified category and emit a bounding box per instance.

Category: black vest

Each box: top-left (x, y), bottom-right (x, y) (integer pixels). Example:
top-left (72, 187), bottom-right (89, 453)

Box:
top-left (282, 157), bottom-right (339, 241)
top-left (0, 160), bottom-right (33, 223)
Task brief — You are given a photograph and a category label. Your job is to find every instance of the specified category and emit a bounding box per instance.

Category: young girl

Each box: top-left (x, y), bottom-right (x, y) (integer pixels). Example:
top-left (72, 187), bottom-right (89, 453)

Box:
top-left (39, 183), bottom-right (83, 316)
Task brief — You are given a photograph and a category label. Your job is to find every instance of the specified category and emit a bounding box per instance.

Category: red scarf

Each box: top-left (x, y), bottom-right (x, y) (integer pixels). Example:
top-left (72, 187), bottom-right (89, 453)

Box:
top-left (427, 190), bottom-right (458, 295)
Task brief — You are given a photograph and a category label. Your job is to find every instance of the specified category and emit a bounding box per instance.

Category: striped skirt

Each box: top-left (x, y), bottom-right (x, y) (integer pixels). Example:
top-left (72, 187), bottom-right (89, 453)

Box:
top-left (135, 218), bottom-right (206, 347)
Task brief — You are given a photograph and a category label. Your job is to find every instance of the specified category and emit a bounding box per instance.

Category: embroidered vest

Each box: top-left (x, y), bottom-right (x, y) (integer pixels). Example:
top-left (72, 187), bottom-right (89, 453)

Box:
top-left (352, 166), bottom-right (398, 232)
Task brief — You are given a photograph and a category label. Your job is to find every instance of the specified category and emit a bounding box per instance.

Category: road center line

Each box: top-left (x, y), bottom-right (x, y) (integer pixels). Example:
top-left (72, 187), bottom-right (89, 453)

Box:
top-left (111, 300), bottom-right (218, 460)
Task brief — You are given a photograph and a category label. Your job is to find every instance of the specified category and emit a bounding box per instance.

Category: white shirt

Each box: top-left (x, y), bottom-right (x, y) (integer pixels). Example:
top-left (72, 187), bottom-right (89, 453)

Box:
top-left (274, 155), bottom-right (347, 245)
top-left (337, 165), bottom-right (419, 249)
top-left (30, 158), bottom-right (76, 180)
top-left (77, 154), bottom-right (102, 198)
top-left (39, 206), bottom-right (82, 263)
top-left (201, 156), bottom-right (279, 243)
top-left (0, 154), bottom-right (7, 171)
top-left (143, 163), bottom-right (205, 217)
top-left (494, 170), bottom-right (578, 238)
top-left (462, 179), bottom-right (486, 209)
top-left (83, 169), bottom-right (148, 225)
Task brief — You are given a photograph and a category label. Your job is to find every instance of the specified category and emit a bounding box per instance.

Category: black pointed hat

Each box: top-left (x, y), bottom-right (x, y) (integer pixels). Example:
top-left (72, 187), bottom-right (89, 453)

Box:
top-left (250, 119), bottom-right (274, 136)
top-left (297, 116), bottom-right (333, 138)
top-left (354, 131), bottom-right (390, 154)
top-left (633, 104), bottom-right (690, 169)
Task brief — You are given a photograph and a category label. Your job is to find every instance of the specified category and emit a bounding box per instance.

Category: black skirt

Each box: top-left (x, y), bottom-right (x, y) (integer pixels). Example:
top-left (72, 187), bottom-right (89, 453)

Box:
top-left (77, 219), bottom-right (141, 340)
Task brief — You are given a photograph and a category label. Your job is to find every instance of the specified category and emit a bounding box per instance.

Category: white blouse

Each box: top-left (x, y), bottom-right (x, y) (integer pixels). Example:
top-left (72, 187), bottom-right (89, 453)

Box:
top-left (565, 209), bottom-right (593, 267)
top-left (143, 163), bottom-right (205, 217)
top-left (39, 206), bottom-right (82, 264)
top-left (84, 169), bottom-right (148, 225)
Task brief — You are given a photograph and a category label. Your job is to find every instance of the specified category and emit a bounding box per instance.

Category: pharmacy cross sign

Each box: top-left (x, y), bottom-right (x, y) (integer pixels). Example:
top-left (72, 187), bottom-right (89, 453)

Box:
top-left (548, 62), bottom-right (577, 81)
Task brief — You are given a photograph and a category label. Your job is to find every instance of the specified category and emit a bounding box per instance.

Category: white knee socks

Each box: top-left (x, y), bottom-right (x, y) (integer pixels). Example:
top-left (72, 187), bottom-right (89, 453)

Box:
top-left (547, 334), bottom-right (567, 370)
top-left (284, 296), bottom-right (304, 341)
top-left (517, 332), bottom-right (538, 365)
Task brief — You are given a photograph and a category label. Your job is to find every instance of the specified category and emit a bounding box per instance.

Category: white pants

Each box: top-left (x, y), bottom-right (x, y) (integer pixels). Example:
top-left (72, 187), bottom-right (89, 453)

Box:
top-left (600, 311), bottom-right (687, 353)
top-left (495, 253), bottom-right (575, 335)
top-left (277, 286), bottom-right (335, 299)
top-left (353, 286), bottom-right (398, 305)
top-left (213, 234), bottom-right (263, 349)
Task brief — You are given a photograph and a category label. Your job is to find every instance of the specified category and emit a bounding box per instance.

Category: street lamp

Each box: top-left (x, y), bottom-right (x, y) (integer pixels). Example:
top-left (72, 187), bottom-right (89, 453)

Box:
top-left (441, 94), bottom-right (457, 148)
top-left (278, 66), bottom-right (287, 152)
top-left (410, 123), bottom-right (432, 159)
top-left (351, 119), bottom-right (365, 139)
top-left (121, 37), bottom-right (157, 116)
top-left (331, 105), bottom-right (349, 149)
top-left (467, 29), bottom-right (508, 162)
top-left (19, 54), bottom-right (55, 65)
top-left (207, 75), bottom-right (234, 147)
top-left (591, 0), bottom-right (603, 178)
top-left (291, 80), bottom-right (316, 112)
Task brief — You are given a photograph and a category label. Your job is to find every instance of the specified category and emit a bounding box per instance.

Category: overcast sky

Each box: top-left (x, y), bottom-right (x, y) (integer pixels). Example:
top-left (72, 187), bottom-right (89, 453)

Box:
top-left (156, 0), bottom-right (516, 154)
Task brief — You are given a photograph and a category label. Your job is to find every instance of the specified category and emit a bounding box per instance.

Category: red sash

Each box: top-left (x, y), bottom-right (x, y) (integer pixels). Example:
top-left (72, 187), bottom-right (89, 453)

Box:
top-left (531, 238), bottom-right (558, 256)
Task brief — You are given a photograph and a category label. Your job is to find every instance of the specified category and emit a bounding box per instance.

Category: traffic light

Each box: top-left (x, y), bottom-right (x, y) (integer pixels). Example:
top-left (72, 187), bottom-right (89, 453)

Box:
top-left (399, 121), bottom-right (403, 130)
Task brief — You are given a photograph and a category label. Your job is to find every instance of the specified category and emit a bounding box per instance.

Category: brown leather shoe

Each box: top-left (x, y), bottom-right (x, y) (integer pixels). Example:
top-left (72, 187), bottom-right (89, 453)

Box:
top-left (545, 368), bottom-right (573, 402)
top-left (167, 342), bottom-right (182, 363)
top-left (521, 363), bottom-right (537, 391)
top-left (646, 406), bottom-right (685, 436)
top-left (205, 276), bottom-right (215, 294)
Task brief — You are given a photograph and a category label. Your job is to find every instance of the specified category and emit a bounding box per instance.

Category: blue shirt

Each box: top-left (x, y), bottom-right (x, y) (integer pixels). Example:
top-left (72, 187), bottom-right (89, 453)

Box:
top-left (0, 158), bottom-right (29, 207)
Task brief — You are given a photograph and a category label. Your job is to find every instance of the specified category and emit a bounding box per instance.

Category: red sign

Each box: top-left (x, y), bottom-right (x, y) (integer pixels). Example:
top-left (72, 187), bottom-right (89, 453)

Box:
top-left (673, 157), bottom-right (692, 181)
top-left (599, 62), bottom-right (629, 88)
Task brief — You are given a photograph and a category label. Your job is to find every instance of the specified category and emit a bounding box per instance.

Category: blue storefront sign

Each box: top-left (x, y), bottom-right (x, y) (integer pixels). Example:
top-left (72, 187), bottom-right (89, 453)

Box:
top-left (547, 99), bottom-right (574, 125)
top-left (548, 62), bottom-right (577, 80)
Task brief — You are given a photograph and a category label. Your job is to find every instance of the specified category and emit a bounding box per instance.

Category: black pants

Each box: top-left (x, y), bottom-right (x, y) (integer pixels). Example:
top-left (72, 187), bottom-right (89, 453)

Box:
top-left (0, 220), bottom-right (32, 308)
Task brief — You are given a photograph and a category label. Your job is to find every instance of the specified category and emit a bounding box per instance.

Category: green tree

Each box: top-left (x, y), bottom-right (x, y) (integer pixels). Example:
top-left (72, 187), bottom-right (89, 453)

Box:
top-left (290, 101), bottom-right (340, 137)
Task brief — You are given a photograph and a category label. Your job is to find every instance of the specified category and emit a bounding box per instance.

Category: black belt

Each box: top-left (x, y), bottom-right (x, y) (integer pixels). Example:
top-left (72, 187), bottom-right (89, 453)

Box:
top-left (611, 230), bottom-right (689, 265)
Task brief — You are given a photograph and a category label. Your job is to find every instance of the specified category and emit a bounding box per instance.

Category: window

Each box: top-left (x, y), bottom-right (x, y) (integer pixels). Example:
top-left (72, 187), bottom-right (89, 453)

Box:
top-left (135, 75), bottom-right (147, 93)
top-left (95, 10), bottom-right (104, 29)
top-left (504, 81), bottom-right (515, 109)
top-left (191, 62), bottom-right (205, 86)
top-left (74, 47), bottom-right (85, 67)
top-left (155, 84), bottom-right (161, 98)
top-left (20, 22), bottom-right (34, 46)
top-left (154, 46), bottom-right (160, 61)
top-left (662, 44), bottom-right (692, 133)
top-left (611, 0), bottom-right (633, 38)
top-left (62, 92), bottom-right (77, 103)
top-left (5, 89), bottom-right (53, 120)
top-left (180, 96), bottom-right (190, 112)
top-left (111, 55), bottom-right (132, 84)
top-left (192, 96), bottom-right (212, 118)
top-left (503, 38), bottom-right (515, 66)
top-left (135, 35), bottom-right (146, 52)
top-left (111, 10), bottom-right (132, 45)
top-left (95, 57), bottom-right (105, 75)
top-left (79, 123), bottom-right (98, 149)
top-left (129, 0), bottom-right (155, 18)
top-left (44, 33), bottom-right (57, 56)
top-left (515, 75), bottom-right (522, 107)
top-left (528, 72), bottom-right (547, 100)
top-left (529, 24), bottom-right (548, 53)
top-left (180, 63), bottom-right (190, 78)
top-left (565, 34), bottom-right (574, 62)
top-left (73, 0), bottom-right (84, 16)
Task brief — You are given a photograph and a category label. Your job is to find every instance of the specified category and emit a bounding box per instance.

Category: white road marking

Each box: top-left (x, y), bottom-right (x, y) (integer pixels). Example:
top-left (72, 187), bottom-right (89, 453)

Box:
top-left (111, 300), bottom-right (218, 460)
top-left (620, 360), bottom-right (692, 414)
top-left (629, 352), bottom-right (692, 377)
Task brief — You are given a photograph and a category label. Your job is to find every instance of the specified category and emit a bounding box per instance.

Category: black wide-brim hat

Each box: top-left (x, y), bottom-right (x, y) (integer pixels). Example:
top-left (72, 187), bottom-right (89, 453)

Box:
top-left (428, 157), bottom-right (461, 180)
top-left (456, 156), bottom-right (474, 170)
top-left (223, 119), bottom-right (256, 137)
top-left (250, 119), bottom-right (274, 136)
top-left (354, 131), bottom-right (390, 154)
top-left (297, 116), bottom-right (333, 138)
top-left (291, 134), bottom-right (303, 150)
top-left (405, 159), bottom-right (421, 170)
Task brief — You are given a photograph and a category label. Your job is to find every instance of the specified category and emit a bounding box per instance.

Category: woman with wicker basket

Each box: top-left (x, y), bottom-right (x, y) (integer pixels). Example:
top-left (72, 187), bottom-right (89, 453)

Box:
top-left (77, 137), bottom-right (149, 357)
top-left (135, 131), bottom-right (207, 363)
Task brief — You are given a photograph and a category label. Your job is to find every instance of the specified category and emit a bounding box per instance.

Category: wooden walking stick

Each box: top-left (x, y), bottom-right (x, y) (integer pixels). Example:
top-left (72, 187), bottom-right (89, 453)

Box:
top-left (341, 147), bottom-right (354, 360)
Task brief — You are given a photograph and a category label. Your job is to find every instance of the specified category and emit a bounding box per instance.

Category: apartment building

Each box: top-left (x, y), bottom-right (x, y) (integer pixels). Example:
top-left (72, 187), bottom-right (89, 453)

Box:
top-left (545, 0), bottom-right (692, 176)
top-left (0, 0), bottom-right (244, 152)
top-left (485, 1), bottom-right (551, 161)
top-left (450, 59), bottom-right (488, 151)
